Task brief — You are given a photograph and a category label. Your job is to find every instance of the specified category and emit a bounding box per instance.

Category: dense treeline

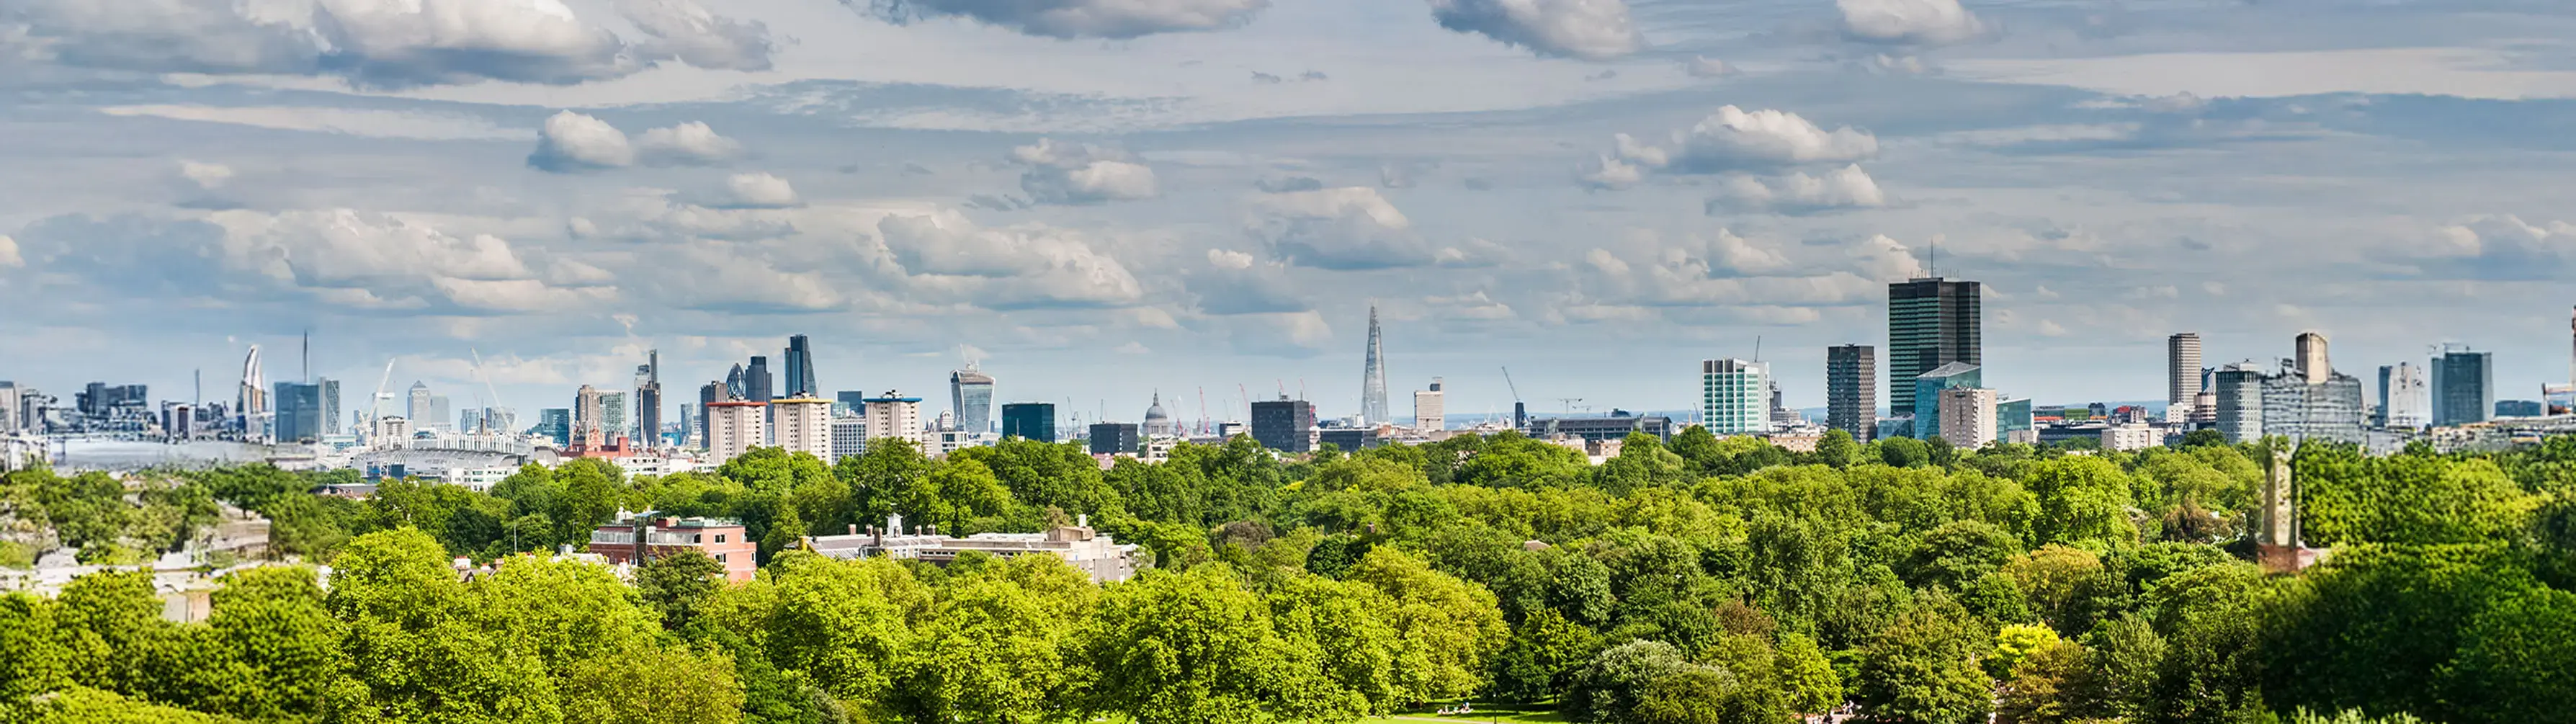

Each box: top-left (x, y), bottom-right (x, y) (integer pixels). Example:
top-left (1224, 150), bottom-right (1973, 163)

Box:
top-left (1, 429), bottom-right (2570, 724)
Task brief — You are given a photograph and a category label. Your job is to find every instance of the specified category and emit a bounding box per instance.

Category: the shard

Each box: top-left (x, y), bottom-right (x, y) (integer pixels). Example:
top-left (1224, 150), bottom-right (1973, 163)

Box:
top-left (1361, 305), bottom-right (1389, 425)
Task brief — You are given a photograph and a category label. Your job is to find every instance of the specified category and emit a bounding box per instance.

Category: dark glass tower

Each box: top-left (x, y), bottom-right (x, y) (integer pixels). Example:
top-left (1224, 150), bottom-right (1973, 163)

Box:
top-left (783, 334), bottom-right (818, 398)
top-left (1887, 277), bottom-right (1980, 419)
top-left (746, 356), bottom-right (774, 404)
top-left (698, 382), bottom-right (725, 449)
top-left (1251, 398), bottom-right (1316, 453)
top-left (1001, 402), bottom-right (1055, 442)
top-left (1827, 344), bottom-right (1876, 441)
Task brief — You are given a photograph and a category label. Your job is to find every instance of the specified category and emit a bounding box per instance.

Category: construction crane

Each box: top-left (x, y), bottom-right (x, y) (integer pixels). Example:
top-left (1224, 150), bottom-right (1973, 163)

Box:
top-left (1558, 397), bottom-right (1586, 414)
top-left (1502, 366), bottom-right (1527, 431)
top-left (1197, 388), bottom-right (1210, 435)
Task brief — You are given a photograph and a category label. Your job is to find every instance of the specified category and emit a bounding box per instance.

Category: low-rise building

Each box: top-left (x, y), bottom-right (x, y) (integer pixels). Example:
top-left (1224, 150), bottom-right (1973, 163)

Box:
top-left (589, 512), bottom-right (758, 582)
top-left (2101, 423), bottom-right (2161, 452)
top-left (807, 513), bottom-right (1142, 584)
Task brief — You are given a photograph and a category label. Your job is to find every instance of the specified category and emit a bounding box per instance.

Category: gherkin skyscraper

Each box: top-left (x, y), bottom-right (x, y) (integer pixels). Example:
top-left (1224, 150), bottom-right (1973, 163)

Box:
top-left (1361, 305), bottom-right (1389, 424)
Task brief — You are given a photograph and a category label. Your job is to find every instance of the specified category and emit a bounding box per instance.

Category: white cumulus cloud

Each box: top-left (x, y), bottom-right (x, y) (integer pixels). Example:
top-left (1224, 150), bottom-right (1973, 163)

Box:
top-left (532, 113), bottom-right (743, 171)
top-left (1248, 187), bottom-right (1439, 270)
top-left (1010, 139), bottom-right (1159, 205)
top-left (10, 0), bottom-right (775, 87)
top-left (1578, 155), bottom-right (1645, 191)
top-left (528, 111), bottom-right (635, 171)
top-left (2432, 215), bottom-right (2576, 280)
top-left (635, 122), bottom-right (745, 166)
top-left (1427, 0), bottom-right (1643, 61)
top-left (0, 235), bottom-right (20, 268)
top-left (877, 210), bottom-right (1146, 309)
top-left (619, 0), bottom-right (776, 71)
top-left (1601, 107), bottom-right (1877, 184)
top-left (1838, 0), bottom-right (1985, 46)
top-left (310, 0), bottom-right (640, 88)
top-left (1705, 164), bottom-right (1888, 214)
top-left (862, 0), bottom-right (1270, 40)
top-left (723, 172), bottom-right (802, 208)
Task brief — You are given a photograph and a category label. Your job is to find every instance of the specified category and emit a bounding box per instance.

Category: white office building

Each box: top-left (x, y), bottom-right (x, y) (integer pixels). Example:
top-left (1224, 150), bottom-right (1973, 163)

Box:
top-left (1701, 359), bottom-right (1770, 435)
top-left (1413, 379), bottom-right (1445, 431)
top-left (831, 416), bottom-right (867, 462)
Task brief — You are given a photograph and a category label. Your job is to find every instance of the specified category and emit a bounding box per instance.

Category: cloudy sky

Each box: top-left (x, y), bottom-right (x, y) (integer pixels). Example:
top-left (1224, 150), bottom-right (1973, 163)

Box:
top-left (4, 0), bottom-right (2576, 426)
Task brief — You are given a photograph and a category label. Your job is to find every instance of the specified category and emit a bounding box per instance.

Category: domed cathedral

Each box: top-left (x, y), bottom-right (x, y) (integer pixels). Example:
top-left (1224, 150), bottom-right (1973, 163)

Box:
top-left (1142, 391), bottom-right (1176, 437)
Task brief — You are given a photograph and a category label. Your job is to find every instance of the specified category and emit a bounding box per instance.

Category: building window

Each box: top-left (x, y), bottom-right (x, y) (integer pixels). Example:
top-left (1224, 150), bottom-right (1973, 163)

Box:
top-left (715, 553), bottom-right (727, 563)
top-left (692, 534), bottom-right (703, 543)
top-left (715, 534), bottom-right (726, 543)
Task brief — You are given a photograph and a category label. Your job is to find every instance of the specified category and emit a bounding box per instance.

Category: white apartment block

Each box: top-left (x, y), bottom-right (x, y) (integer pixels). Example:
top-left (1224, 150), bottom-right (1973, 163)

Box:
top-left (705, 401), bottom-right (768, 465)
top-left (1936, 387), bottom-right (1998, 449)
top-left (772, 397), bottom-right (833, 460)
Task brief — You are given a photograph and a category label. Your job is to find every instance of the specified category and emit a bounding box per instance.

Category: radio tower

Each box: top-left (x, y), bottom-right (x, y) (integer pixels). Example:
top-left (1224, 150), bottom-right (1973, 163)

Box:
top-left (1361, 304), bottom-right (1389, 425)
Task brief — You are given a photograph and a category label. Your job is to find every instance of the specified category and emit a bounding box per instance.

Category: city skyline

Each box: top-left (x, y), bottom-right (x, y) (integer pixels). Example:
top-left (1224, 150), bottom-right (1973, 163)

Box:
top-left (6, 1), bottom-right (2576, 431)
top-left (12, 305), bottom-right (2576, 434)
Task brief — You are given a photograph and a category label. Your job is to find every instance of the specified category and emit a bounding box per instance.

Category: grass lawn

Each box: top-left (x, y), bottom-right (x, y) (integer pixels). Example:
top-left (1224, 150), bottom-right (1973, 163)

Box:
top-left (1363, 702), bottom-right (1573, 724)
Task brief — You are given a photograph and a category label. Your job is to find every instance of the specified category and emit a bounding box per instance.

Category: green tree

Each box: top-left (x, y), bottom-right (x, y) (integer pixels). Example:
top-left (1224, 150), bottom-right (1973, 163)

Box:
top-left (2021, 457), bottom-right (2137, 547)
top-left (1988, 624), bottom-right (2061, 680)
top-left (34, 687), bottom-right (249, 724)
top-left (635, 548), bottom-right (728, 634)
top-left (892, 559), bottom-right (1091, 724)
top-left (1346, 546), bottom-right (1509, 702)
top-left (1898, 520), bottom-right (2025, 591)
top-left (562, 644), bottom-right (745, 724)
top-left (1775, 632), bottom-right (1843, 715)
top-left (2436, 588), bottom-right (2576, 724)
top-left (1814, 429), bottom-right (1863, 469)
top-left (1074, 564), bottom-right (1355, 724)
top-left (1853, 596), bottom-right (1991, 724)
top-left (189, 566), bottom-right (346, 721)
top-left (1562, 639), bottom-right (1695, 724)
top-left (1485, 608), bottom-right (1601, 703)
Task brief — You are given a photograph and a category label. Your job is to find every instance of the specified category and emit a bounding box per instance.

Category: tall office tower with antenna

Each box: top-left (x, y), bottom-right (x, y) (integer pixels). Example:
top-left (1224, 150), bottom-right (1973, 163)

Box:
top-left (1361, 305), bottom-right (1389, 425)
top-left (1887, 277), bottom-right (1981, 419)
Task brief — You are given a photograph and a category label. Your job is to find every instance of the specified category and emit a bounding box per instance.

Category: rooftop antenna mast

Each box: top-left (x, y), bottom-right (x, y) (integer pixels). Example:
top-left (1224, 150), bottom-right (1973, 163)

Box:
top-left (302, 328), bottom-right (310, 384)
top-left (1928, 236), bottom-right (1938, 277)
top-left (1753, 335), bottom-right (1763, 363)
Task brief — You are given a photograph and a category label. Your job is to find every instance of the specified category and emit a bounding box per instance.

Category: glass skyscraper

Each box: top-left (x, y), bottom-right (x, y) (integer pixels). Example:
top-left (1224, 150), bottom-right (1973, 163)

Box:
top-left (782, 335), bottom-right (817, 398)
top-left (1887, 277), bottom-right (1981, 419)
top-left (1001, 402), bottom-right (1056, 442)
top-left (2430, 348), bottom-right (2495, 427)
top-left (270, 381), bottom-right (324, 442)
top-left (537, 408), bottom-right (572, 446)
top-left (951, 367), bottom-right (996, 434)
top-left (1911, 362), bottom-right (1981, 442)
